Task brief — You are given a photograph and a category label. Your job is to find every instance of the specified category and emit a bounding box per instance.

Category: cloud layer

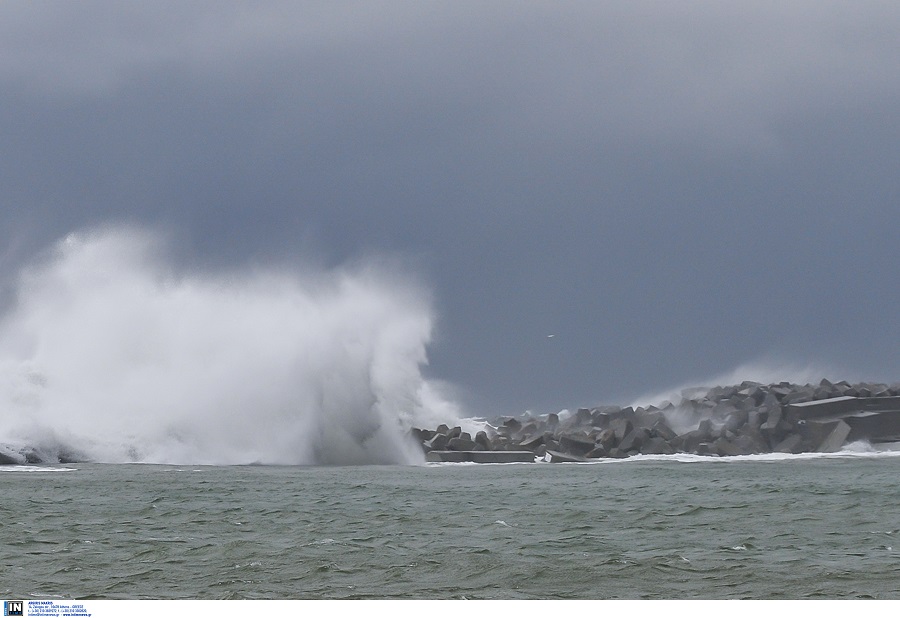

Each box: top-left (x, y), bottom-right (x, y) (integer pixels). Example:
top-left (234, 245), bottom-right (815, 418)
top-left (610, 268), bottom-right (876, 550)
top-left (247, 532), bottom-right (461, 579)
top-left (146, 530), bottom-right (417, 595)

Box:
top-left (2, 2), bottom-right (899, 414)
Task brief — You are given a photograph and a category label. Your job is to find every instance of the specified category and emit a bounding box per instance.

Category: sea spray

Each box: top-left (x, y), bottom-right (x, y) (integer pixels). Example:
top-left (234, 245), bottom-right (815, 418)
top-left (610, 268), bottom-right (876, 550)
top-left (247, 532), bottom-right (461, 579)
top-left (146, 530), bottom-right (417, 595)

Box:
top-left (0, 226), bottom-right (461, 465)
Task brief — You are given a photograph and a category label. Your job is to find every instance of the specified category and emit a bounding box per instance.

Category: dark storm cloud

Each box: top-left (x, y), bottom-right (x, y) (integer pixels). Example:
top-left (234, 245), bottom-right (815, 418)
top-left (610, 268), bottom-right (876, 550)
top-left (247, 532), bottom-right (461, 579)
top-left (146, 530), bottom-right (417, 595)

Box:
top-left (2, 1), bottom-right (899, 413)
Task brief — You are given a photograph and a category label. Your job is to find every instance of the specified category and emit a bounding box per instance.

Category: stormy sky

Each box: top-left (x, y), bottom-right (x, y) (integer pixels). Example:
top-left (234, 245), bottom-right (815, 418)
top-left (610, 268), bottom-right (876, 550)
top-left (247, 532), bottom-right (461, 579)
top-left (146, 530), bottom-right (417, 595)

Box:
top-left (2, 1), bottom-right (899, 415)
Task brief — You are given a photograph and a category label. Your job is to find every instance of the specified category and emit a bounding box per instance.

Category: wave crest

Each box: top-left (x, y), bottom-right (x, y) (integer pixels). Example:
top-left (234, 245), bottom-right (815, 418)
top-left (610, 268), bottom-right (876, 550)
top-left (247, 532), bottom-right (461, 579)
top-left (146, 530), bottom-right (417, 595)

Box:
top-left (0, 227), bottom-right (460, 465)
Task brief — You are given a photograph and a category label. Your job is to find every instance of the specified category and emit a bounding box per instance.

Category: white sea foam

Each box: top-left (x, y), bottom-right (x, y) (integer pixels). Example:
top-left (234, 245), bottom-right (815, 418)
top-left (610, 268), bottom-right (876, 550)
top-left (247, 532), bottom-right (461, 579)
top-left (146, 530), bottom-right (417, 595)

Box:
top-left (528, 446), bottom-right (900, 465)
top-left (0, 465), bottom-right (76, 472)
top-left (0, 226), bottom-right (462, 465)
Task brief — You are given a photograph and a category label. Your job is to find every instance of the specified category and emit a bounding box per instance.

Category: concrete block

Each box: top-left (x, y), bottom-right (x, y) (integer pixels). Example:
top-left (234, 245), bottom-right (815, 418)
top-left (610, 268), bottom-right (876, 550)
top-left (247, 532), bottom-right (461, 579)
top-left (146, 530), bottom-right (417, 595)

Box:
top-left (745, 385), bottom-right (765, 404)
top-left (746, 410), bottom-right (764, 431)
top-left (490, 435), bottom-right (510, 451)
top-left (589, 409), bottom-right (610, 428)
top-left (712, 437), bottom-right (746, 457)
top-left (651, 419), bottom-right (677, 442)
top-left (640, 437), bottom-right (675, 455)
top-left (469, 451), bottom-right (535, 463)
top-left (696, 419), bottom-right (714, 440)
top-left (782, 391), bottom-right (813, 406)
top-left (739, 427), bottom-right (769, 453)
top-left (610, 418), bottom-right (634, 441)
top-left (724, 410), bottom-right (749, 433)
top-left (634, 409), bottom-right (664, 429)
top-left (770, 385), bottom-right (794, 400)
top-left (814, 386), bottom-right (835, 400)
top-left (678, 431), bottom-right (705, 454)
top-left (546, 449), bottom-right (588, 463)
top-left (761, 392), bottom-right (780, 410)
top-left (500, 418), bottom-right (522, 435)
top-left (619, 427), bottom-right (650, 452)
top-left (559, 434), bottom-right (596, 457)
top-left (586, 446), bottom-right (608, 458)
top-left (575, 408), bottom-right (592, 425)
top-left (833, 381), bottom-right (852, 395)
top-left (735, 396), bottom-right (759, 412)
top-left (773, 433), bottom-right (802, 453)
top-left (447, 437), bottom-right (477, 451)
top-left (596, 428), bottom-right (617, 451)
top-left (788, 396), bottom-right (860, 420)
top-left (475, 430), bottom-right (492, 450)
top-left (845, 410), bottom-right (900, 442)
top-left (734, 434), bottom-right (766, 455)
top-left (410, 428), bottom-right (433, 442)
top-left (618, 406), bottom-right (636, 420)
top-left (762, 406), bottom-right (782, 430)
top-left (519, 422), bottom-right (539, 437)
top-left (694, 442), bottom-right (717, 456)
top-left (426, 451), bottom-right (470, 462)
top-left (713, 401), bottom-right (738, 417)
top-left (427, 433), bottom-right (449, 451)
top-left (518, 434), bottom-right (545, 451)
top-left (815, 420), bottom-right (851, 453)
top-left (797, 420), bottom-right (829, 449)
top-left (860, 397), bottom-right (900, 411)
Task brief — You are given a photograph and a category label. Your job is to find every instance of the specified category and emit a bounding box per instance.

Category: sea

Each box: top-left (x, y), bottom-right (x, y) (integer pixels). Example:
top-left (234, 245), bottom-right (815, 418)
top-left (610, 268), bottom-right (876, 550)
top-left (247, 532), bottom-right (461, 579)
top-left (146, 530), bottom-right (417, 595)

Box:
top-left (3, 449), bottom-right (900, 600)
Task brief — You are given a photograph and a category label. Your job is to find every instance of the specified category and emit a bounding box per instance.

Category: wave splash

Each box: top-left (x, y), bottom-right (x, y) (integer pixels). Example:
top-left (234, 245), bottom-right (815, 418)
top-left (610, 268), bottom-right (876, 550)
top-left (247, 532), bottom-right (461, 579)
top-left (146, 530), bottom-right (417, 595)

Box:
top-left (0, 227), bottom-right (460, 465)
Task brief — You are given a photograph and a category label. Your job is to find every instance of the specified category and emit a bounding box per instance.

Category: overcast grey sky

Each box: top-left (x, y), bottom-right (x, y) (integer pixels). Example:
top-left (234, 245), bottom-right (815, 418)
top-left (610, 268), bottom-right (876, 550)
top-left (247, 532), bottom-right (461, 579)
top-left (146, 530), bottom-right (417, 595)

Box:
top-left (2, 1), bottom-right (899, 415)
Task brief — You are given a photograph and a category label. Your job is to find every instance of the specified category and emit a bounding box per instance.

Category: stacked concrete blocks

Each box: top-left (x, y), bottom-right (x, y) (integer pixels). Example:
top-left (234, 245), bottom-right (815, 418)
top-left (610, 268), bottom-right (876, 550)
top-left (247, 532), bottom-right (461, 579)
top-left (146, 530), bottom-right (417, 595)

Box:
top-left (413, 380), bottom-right (900, 463)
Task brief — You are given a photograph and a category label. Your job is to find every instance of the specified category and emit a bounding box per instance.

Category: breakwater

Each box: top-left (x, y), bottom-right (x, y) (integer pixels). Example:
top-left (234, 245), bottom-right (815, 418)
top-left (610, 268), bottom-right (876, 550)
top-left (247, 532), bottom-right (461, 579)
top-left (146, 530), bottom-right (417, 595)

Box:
top-left (5, 378), bottom-right (900, 466)
top-left (417, 379), bottom-right (900, 462)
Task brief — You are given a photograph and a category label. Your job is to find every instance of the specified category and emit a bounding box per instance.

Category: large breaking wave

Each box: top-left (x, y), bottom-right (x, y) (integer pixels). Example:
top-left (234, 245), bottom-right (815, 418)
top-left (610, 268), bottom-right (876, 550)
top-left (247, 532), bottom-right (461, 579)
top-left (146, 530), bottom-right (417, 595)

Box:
top-left (0, 227), bottom-right (461, 465)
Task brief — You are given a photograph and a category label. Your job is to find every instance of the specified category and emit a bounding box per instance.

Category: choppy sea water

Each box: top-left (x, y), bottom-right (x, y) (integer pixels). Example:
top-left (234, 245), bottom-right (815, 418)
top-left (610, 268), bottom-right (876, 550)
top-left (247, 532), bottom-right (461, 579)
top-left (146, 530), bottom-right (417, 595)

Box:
top-left (2, 451), bottom-right (899, 600)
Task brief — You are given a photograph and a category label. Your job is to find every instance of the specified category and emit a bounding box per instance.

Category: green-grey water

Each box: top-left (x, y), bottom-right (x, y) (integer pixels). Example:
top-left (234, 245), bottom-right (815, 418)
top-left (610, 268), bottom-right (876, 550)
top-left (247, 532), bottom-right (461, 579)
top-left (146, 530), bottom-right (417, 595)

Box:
top-left (3, 454), bottom-right (899, 599)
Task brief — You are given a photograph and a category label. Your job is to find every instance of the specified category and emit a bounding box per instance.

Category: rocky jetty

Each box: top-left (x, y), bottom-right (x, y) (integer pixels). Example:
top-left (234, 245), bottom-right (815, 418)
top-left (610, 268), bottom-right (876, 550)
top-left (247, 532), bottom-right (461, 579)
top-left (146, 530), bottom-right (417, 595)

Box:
top-left (414, 379), bottom-right (900, 463)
